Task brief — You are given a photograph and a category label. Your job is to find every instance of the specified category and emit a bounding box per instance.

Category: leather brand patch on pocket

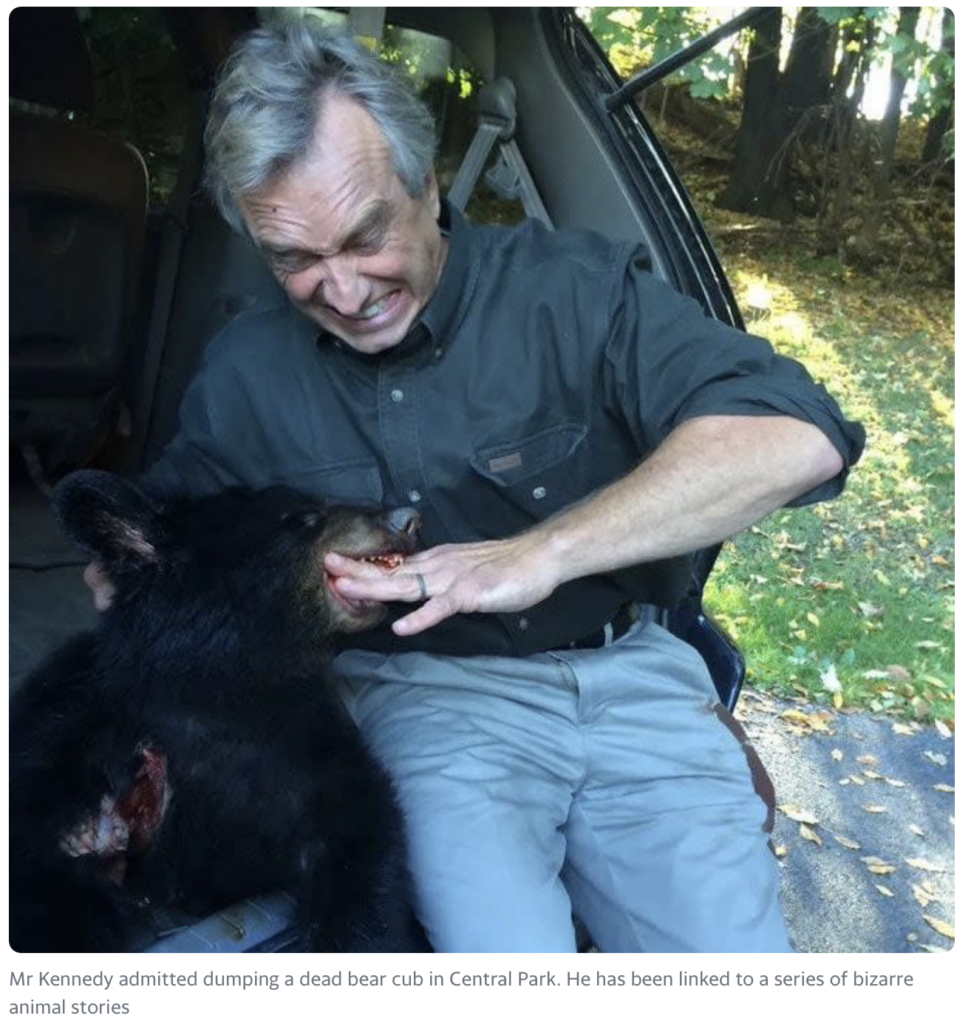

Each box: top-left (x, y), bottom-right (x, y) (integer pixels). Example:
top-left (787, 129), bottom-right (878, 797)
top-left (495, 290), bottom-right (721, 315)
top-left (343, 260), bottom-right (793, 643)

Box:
top-left (488, 452), bottom-right (523, 474)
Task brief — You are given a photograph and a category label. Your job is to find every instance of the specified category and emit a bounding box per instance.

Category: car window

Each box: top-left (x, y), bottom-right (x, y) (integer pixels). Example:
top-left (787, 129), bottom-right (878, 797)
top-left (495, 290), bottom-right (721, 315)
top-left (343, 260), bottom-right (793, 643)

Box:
top-left (76, 8), bottom-right (194, 206)
top-left (257, 6), bottom-right (524, 226)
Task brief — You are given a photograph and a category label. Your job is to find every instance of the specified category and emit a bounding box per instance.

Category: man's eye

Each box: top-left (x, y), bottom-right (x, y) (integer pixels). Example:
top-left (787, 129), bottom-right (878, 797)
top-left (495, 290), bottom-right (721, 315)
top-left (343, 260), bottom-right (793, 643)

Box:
top-left (270, 252), bottom-right (315, 274)
top-left (353, 230), bottom-right (386, 255)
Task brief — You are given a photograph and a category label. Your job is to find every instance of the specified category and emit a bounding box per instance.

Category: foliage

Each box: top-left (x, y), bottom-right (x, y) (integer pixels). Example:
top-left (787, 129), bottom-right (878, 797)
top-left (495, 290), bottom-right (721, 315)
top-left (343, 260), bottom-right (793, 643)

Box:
top-left (79, 8), bottom-right (192, 204)
top-left (580, 7), bottom-right (734, 99)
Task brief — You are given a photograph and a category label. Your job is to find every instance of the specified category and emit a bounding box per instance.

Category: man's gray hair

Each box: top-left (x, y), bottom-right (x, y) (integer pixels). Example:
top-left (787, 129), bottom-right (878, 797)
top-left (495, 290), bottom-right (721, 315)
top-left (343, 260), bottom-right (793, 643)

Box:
top-left (204, 22), bottom-right (437, 233)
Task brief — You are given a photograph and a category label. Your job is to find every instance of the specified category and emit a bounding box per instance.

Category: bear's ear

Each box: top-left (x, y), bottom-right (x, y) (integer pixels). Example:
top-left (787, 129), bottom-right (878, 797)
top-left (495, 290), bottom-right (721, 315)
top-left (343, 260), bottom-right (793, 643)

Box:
top-left (53, 471), bottom-right (166, 568)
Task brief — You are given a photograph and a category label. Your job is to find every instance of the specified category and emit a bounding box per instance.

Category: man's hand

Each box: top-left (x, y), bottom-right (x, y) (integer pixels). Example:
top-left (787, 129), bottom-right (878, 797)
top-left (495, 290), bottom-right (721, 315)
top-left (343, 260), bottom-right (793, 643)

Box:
top-left (323, 531), bottom-right (563, 636)
top-left (84, 562), bottom-right (116, 611)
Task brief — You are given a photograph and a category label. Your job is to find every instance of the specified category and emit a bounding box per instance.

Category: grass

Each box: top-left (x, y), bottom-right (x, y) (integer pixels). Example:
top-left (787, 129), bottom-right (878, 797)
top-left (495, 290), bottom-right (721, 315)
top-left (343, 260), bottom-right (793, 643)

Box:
top-left (703, 249), bottom-right (955, 726)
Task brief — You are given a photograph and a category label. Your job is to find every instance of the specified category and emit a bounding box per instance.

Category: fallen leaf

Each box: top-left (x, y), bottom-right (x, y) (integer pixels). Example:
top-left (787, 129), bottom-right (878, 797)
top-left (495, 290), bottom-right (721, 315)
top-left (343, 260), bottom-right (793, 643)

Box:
top-left (861, 856), bottom-right (896, 874)
top-left (906, 858), bottom-right (946, 873)
top-left (848, 775), bottom-right (866, 786)
top-left (857, 755), bottom-right (880, 766)
top-left (810, 578), bottom-right (844, 591)
top-left (924, 751), bottom-right (948, 767)
top-left (862, 805), bottom-right (888, 814)
top-left (930, 555), bottom-right (951, 568)
top-left (807, 612), bottom-right (821, 627)
top-left (912, 884), bottom-right (936, 908)
top-left (835, 835), bottom-right (861, 850)
top-left (887, 666), bottom-right (912, 681)
top-left (875, 885), bottom-right (895, 897)
top-left (831, 749), bottom-right (844, 762)
top-left (773, 843), bottom-right (788, 859)
top-left (779, 804), bottom-right (820, 825)
top-left (908, 824), bottom-right (925, 837)
top-left (893, 723), bottom-right (915, 736)
top-left (933, 784), bottom-right (955, 793)
top-left (923, 916), bottom-right (955, 940)
top-left (800, 824), bottom-right (822, 846)
top-left (863, 769), bottom-right (884, 780)
top-left (858, 601), bottom-right (885, 618)
top-left (886, 778), bottom-right (907, 787)
top-left (916, 944), bottom-right (948, 953)
top-left (934, 720), bottom-right (953, 739)
top-left (820, 663), bottom-right (841, 692)
top-left (807, 712), bottom-right (833, 733)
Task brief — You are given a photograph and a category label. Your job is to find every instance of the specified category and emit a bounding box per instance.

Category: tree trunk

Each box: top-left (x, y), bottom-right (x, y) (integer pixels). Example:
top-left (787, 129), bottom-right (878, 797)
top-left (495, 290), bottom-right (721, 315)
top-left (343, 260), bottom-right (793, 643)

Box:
top-left (879, 7), bottom-right (921, 177)
top-left (718, 8), bottom-right (833, 220)
top-left (923, 8), bottom-right (955, 164)
top-left (783, 8), bottom-right (834, 117)
top-left (716, 8), bottom-right (786, 216)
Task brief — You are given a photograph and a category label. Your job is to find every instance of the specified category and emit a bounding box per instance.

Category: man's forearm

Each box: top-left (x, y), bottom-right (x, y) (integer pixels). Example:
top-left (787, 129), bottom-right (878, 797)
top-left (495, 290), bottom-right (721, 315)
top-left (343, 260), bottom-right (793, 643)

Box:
top-left (537, 414), bottom-right (844, 589)
top-left (326, 413), bottom-right (845, 634)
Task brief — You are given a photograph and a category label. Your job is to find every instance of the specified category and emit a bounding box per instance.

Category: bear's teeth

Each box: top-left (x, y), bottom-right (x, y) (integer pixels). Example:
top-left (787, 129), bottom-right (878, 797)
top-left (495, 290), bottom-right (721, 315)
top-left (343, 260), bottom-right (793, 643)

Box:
top-left (363, 554), bottom-right (404, 570)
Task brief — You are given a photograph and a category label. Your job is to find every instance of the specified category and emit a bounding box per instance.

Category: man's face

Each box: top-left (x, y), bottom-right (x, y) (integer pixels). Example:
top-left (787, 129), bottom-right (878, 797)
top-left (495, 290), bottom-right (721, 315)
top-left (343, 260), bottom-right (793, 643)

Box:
top-left (239, 93), bottom-right (447, 355)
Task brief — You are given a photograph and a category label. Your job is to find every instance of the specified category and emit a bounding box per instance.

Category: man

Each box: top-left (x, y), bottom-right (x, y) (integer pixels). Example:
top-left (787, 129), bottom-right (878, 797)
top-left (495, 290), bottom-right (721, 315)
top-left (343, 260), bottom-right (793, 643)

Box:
top-left (93, 22), bottom-right (864, 952)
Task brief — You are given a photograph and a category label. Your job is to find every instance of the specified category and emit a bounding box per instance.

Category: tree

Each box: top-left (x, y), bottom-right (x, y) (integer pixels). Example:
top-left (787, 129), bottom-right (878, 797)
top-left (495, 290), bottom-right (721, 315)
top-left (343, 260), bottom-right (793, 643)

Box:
top-left (719, 7), bottom-right (833, 220)
top-left (716, 8), bottom-right (785, 217)
top-left (879, 7), bottom-right (921, 177)
top-left (922, 8), bottom-right (954, 165)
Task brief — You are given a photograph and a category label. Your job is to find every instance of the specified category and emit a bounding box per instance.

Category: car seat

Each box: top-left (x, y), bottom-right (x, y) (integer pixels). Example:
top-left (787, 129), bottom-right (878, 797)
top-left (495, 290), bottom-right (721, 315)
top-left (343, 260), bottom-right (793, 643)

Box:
top-left (9, 8), bottom-right (148, 479)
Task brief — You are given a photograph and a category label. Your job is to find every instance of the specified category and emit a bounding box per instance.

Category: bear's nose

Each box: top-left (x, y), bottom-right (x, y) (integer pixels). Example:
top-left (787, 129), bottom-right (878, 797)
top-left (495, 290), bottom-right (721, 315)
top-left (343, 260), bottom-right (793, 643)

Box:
top-left (385, 507), bottom-right (422, 537)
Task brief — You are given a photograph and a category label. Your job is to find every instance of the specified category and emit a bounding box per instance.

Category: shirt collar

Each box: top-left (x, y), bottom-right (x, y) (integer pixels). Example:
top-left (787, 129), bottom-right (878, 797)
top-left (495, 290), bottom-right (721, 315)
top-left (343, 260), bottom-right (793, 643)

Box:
top-left (316, 199), bottom-right (477, 364)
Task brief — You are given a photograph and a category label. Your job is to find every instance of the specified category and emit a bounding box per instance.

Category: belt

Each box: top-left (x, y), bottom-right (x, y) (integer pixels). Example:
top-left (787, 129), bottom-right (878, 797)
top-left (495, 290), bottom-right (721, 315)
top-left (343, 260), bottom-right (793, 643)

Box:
top-left (564, 603), bottom-right (638, 651)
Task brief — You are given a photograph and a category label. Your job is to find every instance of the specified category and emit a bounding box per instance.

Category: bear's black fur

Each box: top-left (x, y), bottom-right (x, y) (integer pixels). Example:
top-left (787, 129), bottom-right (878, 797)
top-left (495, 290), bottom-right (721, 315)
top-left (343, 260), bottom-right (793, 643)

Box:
top-left (9, 471), bottom-right (424, 953)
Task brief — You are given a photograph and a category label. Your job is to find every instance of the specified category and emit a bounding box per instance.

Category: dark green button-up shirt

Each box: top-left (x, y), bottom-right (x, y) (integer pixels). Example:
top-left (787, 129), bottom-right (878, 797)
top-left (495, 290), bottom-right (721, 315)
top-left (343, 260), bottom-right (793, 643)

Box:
top-left (145, 204), bottom-right (865, 656)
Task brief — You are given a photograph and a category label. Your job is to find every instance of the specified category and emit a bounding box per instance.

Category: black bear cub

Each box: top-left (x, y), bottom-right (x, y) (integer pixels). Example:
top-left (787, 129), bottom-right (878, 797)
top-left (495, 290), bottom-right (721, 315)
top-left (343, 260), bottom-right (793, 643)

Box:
top-left (9, 471), bottom-right (424, 953)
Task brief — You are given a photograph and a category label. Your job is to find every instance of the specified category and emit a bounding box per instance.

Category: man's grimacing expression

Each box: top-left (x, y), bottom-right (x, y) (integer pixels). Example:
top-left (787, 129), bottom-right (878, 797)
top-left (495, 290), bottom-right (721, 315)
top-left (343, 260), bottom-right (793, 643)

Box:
top-left (239, 92), bottom-right (449, 355)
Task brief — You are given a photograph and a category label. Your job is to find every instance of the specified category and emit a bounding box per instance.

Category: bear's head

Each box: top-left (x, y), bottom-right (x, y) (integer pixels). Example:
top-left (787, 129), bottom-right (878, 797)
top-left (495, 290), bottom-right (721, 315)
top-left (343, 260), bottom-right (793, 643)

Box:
top-left (53, 471), bottom-right (421, 642)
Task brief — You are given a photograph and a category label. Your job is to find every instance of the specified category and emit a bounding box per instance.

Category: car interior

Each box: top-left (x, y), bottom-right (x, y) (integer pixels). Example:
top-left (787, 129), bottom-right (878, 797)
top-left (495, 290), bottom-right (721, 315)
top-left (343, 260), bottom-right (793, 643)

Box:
top-left (9, 6), bottom-right (746, 951)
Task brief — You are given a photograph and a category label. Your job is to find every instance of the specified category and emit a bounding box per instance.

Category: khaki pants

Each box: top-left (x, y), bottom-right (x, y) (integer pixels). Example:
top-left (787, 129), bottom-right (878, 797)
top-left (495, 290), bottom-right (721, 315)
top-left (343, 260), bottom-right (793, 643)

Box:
top-left (333, 608), bottom-right (791, 953)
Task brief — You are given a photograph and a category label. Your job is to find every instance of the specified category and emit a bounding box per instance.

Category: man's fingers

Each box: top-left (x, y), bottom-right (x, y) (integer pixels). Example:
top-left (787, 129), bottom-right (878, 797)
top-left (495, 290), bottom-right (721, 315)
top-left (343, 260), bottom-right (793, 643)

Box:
top-left (323, 552), bottom-right (381, 577)
top-left (334, 571), bottom-right (427, 603)
top-left (391, 595), bottom-right (454, 636)
top-left (83, 562), bottom-right (115, 612)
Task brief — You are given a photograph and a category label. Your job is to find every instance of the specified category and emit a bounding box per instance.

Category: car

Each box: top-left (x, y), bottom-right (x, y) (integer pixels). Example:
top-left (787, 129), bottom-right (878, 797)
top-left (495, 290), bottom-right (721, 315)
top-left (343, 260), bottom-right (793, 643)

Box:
top-left (10, 6), bottom-right (753, 952)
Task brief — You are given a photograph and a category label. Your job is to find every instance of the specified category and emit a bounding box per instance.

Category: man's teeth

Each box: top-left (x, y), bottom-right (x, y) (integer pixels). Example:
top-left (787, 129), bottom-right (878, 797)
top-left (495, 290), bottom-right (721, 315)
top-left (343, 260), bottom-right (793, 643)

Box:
top-left (359, 295), bottom-right (391, 319)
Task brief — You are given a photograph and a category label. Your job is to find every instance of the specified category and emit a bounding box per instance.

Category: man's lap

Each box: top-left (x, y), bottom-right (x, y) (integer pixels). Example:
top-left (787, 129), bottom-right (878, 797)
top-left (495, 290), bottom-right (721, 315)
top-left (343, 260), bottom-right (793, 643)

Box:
top-left (332, 610), bottom-right (790, 952)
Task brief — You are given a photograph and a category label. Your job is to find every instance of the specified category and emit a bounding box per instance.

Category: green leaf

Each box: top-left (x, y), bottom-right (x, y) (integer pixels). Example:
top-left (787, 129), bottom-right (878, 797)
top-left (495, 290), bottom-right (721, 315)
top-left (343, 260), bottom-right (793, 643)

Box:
top-left (817, 7), bottom-right (859, 26)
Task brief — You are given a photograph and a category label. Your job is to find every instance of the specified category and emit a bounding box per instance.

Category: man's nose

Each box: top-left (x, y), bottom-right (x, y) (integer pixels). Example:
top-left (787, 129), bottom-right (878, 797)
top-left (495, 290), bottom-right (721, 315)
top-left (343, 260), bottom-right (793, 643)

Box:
top-left (317, 254), bottom-right (368, 316)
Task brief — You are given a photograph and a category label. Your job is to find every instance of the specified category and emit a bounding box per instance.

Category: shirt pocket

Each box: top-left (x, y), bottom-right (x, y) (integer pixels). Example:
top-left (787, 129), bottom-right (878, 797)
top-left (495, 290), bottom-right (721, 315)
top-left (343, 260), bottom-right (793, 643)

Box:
top-left (271, 457), bottom-right (384, 506)
top-left (469, 423), bottom-right (590, 518)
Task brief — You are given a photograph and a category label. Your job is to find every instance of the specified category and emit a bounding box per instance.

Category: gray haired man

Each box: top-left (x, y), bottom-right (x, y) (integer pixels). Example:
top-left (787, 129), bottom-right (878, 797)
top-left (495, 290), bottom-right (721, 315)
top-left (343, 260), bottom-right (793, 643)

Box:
top-left (101, 22), bottom-right (864, 952)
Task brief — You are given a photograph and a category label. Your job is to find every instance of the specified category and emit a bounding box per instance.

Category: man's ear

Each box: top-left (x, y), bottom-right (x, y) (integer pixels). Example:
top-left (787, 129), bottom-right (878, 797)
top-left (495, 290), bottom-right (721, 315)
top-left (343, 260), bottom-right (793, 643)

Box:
top-left (53, 471), bottom-right (166, 569)
top-left (426, 171), bottom-right (441, 218)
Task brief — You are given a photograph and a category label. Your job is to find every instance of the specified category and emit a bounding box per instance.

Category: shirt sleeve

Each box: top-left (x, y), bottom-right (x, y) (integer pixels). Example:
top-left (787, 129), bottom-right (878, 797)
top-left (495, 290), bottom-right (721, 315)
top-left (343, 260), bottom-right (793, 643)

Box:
top-left (601, 246), bottom-right (866, 505)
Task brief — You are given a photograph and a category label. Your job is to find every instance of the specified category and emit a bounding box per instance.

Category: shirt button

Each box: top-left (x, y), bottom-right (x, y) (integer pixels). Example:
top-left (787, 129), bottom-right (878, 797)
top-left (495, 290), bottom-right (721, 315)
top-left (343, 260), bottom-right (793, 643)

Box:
top-left (433, 347), bottom-right (444, 361)
top-left (390, 388), bottom-right (404, 403)
top-left (408, 490), bottom-right (422, 503)
top-left (518, 617), bottom-right (530, 631)
top-left (532, 486), bottom-right (547, 500)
